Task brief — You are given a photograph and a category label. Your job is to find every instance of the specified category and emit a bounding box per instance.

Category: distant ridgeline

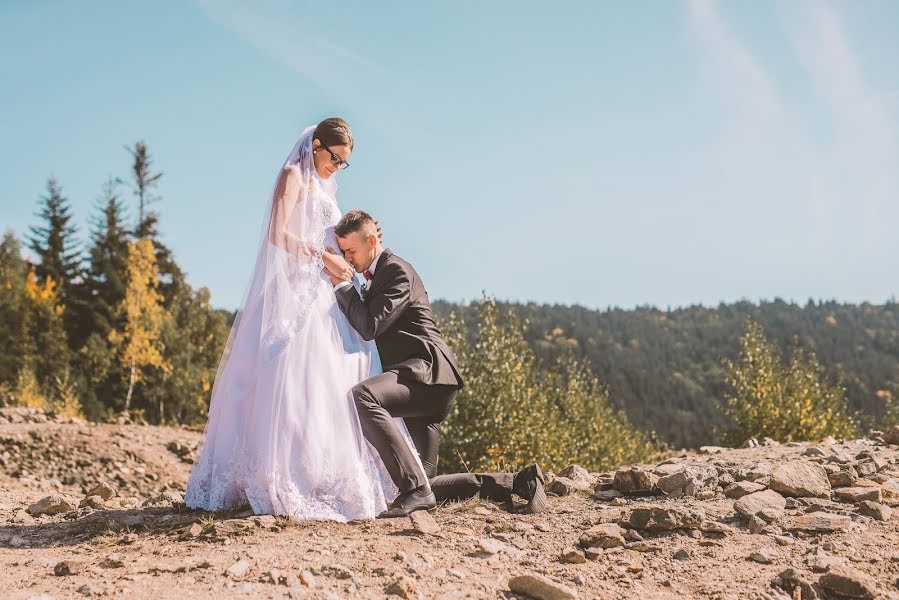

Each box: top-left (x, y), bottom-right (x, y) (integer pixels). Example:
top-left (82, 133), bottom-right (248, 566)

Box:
top-left (432, 299), bottom-right (899, 448)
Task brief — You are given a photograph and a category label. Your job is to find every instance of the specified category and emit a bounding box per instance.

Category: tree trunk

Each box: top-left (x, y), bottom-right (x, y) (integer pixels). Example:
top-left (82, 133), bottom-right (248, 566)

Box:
top-left (124, 360), bottom-right (136, 413)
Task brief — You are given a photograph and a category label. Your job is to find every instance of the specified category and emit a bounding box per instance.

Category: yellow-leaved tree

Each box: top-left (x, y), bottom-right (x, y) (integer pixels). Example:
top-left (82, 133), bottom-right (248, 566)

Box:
top-left (108, 239), bottom-right (169, 414)
top-left (722, 319), bottom-right (857, 444)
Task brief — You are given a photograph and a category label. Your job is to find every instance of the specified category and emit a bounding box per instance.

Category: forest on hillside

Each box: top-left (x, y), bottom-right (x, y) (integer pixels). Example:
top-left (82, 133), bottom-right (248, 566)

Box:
top-left (434, 299), bottom-right (899, 448)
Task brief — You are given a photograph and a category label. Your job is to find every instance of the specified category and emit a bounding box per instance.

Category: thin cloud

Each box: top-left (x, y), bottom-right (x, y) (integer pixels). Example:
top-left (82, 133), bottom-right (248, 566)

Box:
top-left (191, 0), bottom-right (376, 91)
top-left (789, 1), bottom-right (897, 248)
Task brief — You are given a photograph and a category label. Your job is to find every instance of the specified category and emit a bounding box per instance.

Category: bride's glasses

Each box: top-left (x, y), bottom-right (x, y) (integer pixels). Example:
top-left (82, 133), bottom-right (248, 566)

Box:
top-left (320, 144), bottom-right (350, 170)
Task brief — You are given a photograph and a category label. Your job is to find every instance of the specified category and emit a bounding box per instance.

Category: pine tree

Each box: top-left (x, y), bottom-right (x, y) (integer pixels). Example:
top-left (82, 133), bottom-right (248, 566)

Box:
top-left (26, 178), bottom-right (85, 348)
top-left (0, 231), bottom-right (29, 385)
top-left (85, 178), bottom-right (131, 337)
top-left (26, 178), bottom-right (82, 302)
top-left (108, 239), bottom-right (169, 414)
top-left (125, 142), bottom-right (184, 306)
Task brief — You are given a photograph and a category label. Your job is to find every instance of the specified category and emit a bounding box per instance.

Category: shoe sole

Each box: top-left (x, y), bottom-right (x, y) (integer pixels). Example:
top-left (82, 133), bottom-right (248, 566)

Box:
top-left (523, 464), bottom-right (547, 514)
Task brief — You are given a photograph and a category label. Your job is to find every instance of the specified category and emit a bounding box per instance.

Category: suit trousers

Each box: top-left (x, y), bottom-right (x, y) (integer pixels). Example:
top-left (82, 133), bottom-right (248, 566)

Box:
top-left (351, 370), bottom-right (458, 493)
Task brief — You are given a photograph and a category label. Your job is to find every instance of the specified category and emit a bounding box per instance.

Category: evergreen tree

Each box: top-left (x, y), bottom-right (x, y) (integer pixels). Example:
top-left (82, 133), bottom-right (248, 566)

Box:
top-left (26, 178), bottom-right (86, 348)
top-left (0, 231), bottom-right (29, 385)
top-left (125, 142), bottom-right (184, 306)
top-left (85, 178), bottom-right (131, 337)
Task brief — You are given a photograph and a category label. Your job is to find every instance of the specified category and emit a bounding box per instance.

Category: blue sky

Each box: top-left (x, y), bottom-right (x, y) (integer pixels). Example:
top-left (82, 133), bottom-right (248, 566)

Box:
top-left (1, 1), bottom-right (897, 310)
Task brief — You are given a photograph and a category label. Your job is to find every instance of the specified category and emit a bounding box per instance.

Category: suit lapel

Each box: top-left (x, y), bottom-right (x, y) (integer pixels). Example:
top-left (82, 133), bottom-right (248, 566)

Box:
top-left (367, 248), bottom-right (393, 294)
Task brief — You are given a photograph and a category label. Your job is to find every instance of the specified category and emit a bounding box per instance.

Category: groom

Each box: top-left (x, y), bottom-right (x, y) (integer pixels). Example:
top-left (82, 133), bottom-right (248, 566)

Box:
top-left (329, 210), bottom-right (546, 518)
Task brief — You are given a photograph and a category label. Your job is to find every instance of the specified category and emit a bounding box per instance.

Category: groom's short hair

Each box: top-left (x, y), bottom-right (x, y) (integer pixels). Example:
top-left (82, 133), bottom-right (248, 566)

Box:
top-left (335, 209), bottom-right (376, 238)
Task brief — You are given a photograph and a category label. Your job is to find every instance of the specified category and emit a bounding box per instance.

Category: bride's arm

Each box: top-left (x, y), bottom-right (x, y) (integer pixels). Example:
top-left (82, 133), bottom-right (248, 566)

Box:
top-left (268, 165), bottom-right (316, 258)
top-left (268, 165), bottom-right (354, 279)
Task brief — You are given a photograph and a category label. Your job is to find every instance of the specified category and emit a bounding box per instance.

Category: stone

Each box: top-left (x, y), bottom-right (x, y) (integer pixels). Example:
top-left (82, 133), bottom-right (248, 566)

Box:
top-left (250, 514), bottom-right (277, 528)
top-left (700, 521), bottom-right (734, 535)
top-left (734, 489), bottom-right (786, 520)
top-left (758, 507), bottom-right (783, 523)
top-left (626, 542), bottom-right (662, 552)
top-left (141, 490), bottom-right (183, 508)
top-left (724, 481), bottom-right (766, 499)
top-left (508, 574), bottom-right (578, 600)
top-left (558, 464), bottom-right (592, 484)
top-left (299, 570), bottom-right (316, 587)
top-left (321, 564), bottom-right (354, 580)
top-left (818, 565), bottom-right (878, 599)
top-left (749, 547), bottom-right (777, 564)
top-left (656, 465), bottom-right (718, 498)
top-left (85, 482), bottom-right (116, 501)
top-left (99, 553), bottom-right (125, 568)
top-left (792, 512), bottom-right (851, 533)
top-left (806, 551), bottom-right (847, 573)
top-left (625, 506), bottom-right (705, 531)
top-left (11, 509), bottom-right (35, 524)
top-left (770, 462), bottom-right (831, 498)
top-left (560, 547), bottom-right (586, 564)
top-left (27, 494), bottom-right (76, 516)
top-left (828, 468), bottom-right (859, 487)
top-left (857, 500), bottom-right (891, 521)
top-left (593, 489), bottom-right (624, 502)
top-left (579, 523), bottom-right (625, 549)
top-left (884, 425), bottom-right (899, 445)
top-left (584, 548), bottom-right (603, 560)
top-left (385, 576), bottom-right (416, 599)
top-left (409, 510), bottom-right (441, 534)
top-left (773, 535), bottom-right (793, 546)
top-left (804, 447), bottom-right (828, 457)
top-left (748, 516), bottom-right (766, 534)
top-left (699, 445), bottom-right (726, 454)
top-left (79, 495), bottom-right (106, 509)
top-left (613, 466), bottom-right (657, 495)
top-left (673, 548), bottom-right (691, 560)
top-left (547, 476), bottom-right (591, 496)
top-left (53, 560), bottom-right (86, 576)
top-left (777, 568), bottom-right (819, 600)
top-left (855, 461), bottom-right (877, 477)
top-left (226, 559), bottom-right (252, 579)
top-left (833, 487), bottom-right (881, 503)
top-left (478, 537), bottom-right (510, 555)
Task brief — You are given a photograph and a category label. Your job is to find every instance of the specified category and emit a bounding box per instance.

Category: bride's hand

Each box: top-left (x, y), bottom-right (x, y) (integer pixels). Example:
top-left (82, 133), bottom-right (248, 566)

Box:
top-left (322, 248), bottom-right (354, 281)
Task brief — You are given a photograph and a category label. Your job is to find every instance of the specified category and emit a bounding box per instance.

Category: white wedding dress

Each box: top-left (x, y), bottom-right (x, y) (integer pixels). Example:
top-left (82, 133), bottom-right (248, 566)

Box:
top-left (185, 126), bottom-right (419, 521)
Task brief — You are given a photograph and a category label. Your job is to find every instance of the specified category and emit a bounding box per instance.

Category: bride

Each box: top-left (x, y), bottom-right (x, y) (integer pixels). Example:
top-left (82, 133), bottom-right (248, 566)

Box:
top-left (185, 118), bottom-right (422, 521)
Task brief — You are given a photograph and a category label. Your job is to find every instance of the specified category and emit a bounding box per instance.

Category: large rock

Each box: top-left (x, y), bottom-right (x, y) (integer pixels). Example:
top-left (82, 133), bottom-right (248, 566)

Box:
top-left (557, 464), bottom-right (592, 484)
top-left (579, 523), bottom-right (625, 549)
top-left (142, 490), bottom-right (184, 508)
top-left (818, 565), bottom-right (878, 599)
top-left (508, 574), bottom-right (578, 600)
top-left (409, 511), bottom-right (441, 535)
top-left (85, 482), bottom-right (116, 501)
top-left (858, 501), bottom-right (891, 521)
top-left (769, 462), bottom-right (831, 498)
top-left (828, 467), bottom-right (858, 488)
top-left (776, 568), bottom-right (818, 600)
top-left (724, 481), bottom-right (766, 499)
top-left (624, 507), bottom-right (705, 531)
top-left (27, 494), bottom-right (76, 516)
top-left (613, 467), bottom-right (657, 495)
top-left (883, 425), bottom-right (899, 445)
top-left (833, 487), bottom-right (881, 503)
top-left (792, 512), bottom-right (851, 533)
top-left (656, 465), bottom-right (718, 498)
top-left (547, 477), bottom-right (592, 496)
top-left (734, 490), bottom-right (786, 521)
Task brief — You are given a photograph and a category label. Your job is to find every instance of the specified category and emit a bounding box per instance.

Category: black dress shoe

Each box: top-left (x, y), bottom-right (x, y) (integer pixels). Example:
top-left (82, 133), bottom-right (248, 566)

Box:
top-left (378, 485), bottom-right (437, 518)
top-left (512, 464), bottom-right (547, 514)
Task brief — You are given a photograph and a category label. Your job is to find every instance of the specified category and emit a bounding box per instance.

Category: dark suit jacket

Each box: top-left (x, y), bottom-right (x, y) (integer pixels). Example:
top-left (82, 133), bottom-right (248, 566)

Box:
top-left (335, 248), bottom-right (463, 388)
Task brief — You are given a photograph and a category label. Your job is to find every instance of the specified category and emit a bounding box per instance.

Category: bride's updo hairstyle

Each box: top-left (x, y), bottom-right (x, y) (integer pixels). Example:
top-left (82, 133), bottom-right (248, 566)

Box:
top-left (313, 117), bottom-right (354, 150)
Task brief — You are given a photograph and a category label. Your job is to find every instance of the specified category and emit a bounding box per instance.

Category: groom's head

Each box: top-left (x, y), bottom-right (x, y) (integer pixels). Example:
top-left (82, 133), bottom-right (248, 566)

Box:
top-left (335, 209), bottom-right (382, 272)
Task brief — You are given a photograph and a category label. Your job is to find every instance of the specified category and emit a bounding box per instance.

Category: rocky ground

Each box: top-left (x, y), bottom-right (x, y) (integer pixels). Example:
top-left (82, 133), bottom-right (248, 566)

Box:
top-left (2, 407), bottom-right (899, 599)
